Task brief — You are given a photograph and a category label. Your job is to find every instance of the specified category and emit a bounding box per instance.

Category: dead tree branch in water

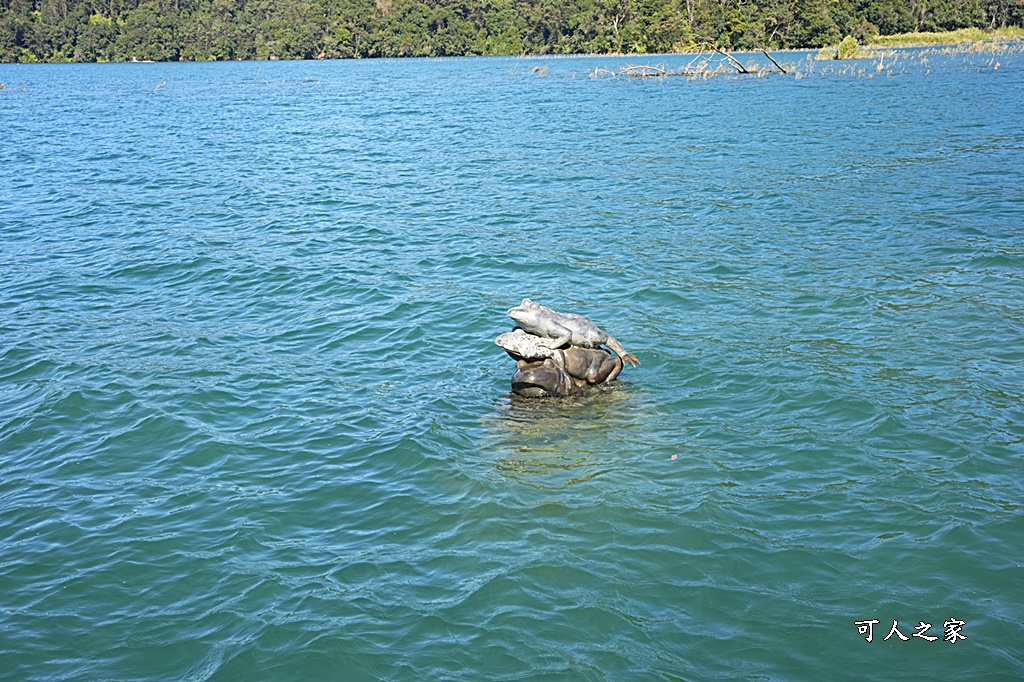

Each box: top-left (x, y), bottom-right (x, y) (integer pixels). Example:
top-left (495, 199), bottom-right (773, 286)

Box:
top-left (761, 49), bottom-right (787, 73)
top-left (714, 46), bottom-right (749, 73)
top-left (619, 65), bottom-right (670, 77)
top-left (590, 47), bottom-right (788, 80)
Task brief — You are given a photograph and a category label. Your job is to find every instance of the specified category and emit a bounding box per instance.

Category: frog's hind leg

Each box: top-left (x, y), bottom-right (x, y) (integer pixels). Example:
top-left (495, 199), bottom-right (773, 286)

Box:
top-left (603, 335), bottom-right (640, 367)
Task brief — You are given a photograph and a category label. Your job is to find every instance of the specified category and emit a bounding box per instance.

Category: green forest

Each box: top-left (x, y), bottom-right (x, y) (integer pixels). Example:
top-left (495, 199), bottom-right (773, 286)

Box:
top-left (1, 0), bottom-right (1022, 62)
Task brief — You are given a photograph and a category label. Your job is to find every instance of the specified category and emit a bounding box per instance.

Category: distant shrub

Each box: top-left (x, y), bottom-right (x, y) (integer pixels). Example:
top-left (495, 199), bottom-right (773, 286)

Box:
top-left (817, 35), bottom-right (862, 60)
top-left (837, 35), bottom-right (859, 59)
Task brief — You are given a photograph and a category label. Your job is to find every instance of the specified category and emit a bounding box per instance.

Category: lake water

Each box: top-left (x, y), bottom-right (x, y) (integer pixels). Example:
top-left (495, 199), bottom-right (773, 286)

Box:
top-left (1, 48), bottom-right (1023, 679)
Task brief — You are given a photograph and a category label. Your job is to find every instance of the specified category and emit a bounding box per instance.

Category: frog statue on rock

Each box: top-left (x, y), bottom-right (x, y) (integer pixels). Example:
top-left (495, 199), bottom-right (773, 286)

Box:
top-left (506, 299), bottom-right (640, 368)
top-left (495, 300), bottom-right (639, 398)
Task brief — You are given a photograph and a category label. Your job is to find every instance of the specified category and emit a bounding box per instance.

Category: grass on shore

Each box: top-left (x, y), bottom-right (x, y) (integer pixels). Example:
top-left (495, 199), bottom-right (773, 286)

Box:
top-left (867, 26), bottom-right (1024, 47)
top-left (814, 27), bottom-right (1023, 60)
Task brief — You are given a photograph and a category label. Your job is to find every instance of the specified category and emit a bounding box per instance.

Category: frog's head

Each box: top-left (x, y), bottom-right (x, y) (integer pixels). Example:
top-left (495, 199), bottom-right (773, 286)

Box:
top-left (512, 359), bottom-right (573, 397)
top-left (507, 298), bottom-right (542, 326)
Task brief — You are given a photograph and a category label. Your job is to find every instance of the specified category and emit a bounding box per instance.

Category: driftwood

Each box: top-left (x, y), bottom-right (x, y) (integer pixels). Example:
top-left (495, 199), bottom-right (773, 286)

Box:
top-left (620, 64), bottom-right (667, 77)
top-left (761, 49), bottom-right (787, 73)
top-left (714, 46), bottom-right (749, 73)
top-left (592, 45), bottom-right (788, 79)
top-left (618, 64), bottom-right (700, 78)
top-left (715, 46), bottom-right (787, 74)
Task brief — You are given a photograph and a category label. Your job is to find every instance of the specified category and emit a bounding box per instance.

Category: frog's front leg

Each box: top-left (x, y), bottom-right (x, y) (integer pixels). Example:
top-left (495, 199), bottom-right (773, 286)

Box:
top-left (539, 323), bottom-right (572, 350)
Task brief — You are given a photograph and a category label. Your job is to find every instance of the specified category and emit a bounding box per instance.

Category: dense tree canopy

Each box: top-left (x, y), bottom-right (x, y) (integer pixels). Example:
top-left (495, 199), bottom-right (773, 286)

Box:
top-left (1, 0), bottom-right (1021, 62)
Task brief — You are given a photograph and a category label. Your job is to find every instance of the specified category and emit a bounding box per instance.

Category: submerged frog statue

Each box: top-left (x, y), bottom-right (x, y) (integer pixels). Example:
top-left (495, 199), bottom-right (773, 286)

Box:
top-left (559, 345), bottom-right (624, 384)
top-left (506, 299), bottom-right (640, 367)
top-left (511, 358), bottom-right (578, 398)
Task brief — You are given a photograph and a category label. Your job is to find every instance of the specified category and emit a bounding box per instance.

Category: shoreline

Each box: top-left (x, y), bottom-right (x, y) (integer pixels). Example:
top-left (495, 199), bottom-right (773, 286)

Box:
top-left (1, 28), bottom-right (1022, 65)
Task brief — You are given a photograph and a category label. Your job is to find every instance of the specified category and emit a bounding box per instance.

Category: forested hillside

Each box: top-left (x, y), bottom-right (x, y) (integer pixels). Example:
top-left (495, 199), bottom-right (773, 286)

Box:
top-left (1, 0), bottom-right (1021, 62)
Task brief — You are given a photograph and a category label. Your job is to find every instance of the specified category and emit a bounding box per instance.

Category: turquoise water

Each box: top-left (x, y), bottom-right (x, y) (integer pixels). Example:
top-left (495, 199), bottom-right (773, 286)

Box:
top-left (2, 49), bottom-right (1023, 679)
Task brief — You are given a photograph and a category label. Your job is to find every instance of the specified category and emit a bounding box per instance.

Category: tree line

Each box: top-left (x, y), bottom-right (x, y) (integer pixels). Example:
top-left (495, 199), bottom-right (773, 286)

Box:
top-left (2, 0), bottom-right (1021, 63)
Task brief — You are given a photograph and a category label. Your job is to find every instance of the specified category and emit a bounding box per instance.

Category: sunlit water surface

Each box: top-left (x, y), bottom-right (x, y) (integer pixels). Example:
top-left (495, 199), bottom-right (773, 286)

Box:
top-left (1, 49), bottom-right (1023, 679)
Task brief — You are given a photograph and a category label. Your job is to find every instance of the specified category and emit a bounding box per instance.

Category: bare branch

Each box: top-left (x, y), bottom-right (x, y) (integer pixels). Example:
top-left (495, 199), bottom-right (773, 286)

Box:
top-left (761, 49), bottom-right (787, 73)
top-left (713, 46), bottom-right (749, 73)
